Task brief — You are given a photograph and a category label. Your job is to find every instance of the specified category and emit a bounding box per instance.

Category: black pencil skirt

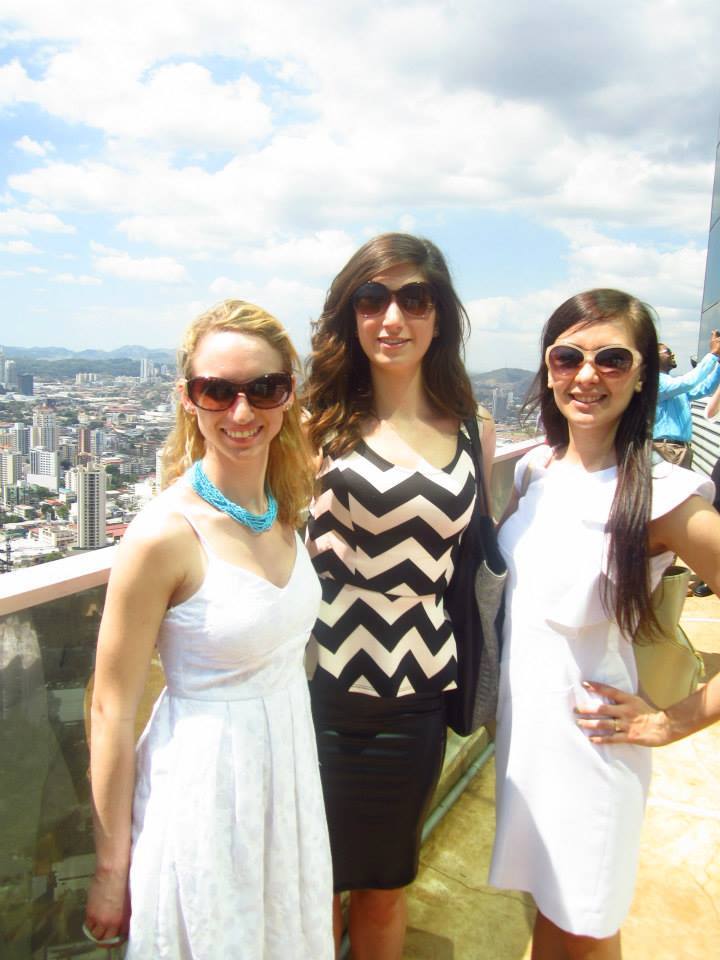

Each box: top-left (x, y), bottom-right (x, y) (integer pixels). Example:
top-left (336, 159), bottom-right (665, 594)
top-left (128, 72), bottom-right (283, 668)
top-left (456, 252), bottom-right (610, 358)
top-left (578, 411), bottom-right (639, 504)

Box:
top-left (309, 673), bottom-right (447, 892)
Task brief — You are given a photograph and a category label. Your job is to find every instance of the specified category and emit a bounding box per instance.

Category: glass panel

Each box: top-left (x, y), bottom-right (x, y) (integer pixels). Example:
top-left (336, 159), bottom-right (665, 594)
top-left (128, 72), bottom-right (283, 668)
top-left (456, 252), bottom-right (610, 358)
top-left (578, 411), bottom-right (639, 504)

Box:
top-left (710, 139), bottom-right (720, 231)
top-left (0, 587), bottom-right (113, 959)
top-left (701, 220), bottom-right (720, 312)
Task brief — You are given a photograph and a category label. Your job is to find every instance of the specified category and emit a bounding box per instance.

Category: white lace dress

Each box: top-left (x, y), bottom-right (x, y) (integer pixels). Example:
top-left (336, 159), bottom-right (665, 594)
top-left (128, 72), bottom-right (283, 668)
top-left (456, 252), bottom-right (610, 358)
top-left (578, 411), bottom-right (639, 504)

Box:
top-left (489, 448), bottom-right (714, 937)
top-left (126, 527), bottom-right (333, 959)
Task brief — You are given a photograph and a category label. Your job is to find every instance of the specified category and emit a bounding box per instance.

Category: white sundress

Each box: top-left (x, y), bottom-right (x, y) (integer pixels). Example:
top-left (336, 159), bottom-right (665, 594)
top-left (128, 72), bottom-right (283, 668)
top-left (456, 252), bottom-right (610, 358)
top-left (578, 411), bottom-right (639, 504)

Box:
top-left (489, 447), bottom-right (714, 937)
top-left (126, 525), bottom-right (334, 959)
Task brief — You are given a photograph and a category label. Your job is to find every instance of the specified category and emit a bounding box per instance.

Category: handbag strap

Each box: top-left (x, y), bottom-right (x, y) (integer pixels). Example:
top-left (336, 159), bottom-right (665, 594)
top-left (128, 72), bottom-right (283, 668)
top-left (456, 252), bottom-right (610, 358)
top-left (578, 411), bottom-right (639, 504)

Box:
top-left (463, 415), bottom-right (491, 518)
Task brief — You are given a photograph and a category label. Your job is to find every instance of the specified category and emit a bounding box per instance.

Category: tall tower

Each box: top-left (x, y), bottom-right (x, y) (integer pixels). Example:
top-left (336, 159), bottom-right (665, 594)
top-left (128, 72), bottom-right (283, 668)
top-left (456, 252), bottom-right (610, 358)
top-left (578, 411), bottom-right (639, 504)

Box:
top-left (12, 423), bottom-right (30, 455)
top-left (699, 116), bottom-right (720, 349)
top-left (33, 407), bottom-right (58, 452)
top-left (0, 451), bottom-right (23, 505)
top-left (3, 359), bottom-right (17, 390)
top-left (75, 464), bottom-right (107, 549)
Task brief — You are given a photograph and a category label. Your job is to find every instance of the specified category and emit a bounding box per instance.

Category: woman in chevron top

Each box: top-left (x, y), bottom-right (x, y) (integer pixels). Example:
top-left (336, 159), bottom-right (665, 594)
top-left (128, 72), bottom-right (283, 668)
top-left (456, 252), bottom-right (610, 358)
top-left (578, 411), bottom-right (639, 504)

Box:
top-left (303, 233), bottom-right (495, 958)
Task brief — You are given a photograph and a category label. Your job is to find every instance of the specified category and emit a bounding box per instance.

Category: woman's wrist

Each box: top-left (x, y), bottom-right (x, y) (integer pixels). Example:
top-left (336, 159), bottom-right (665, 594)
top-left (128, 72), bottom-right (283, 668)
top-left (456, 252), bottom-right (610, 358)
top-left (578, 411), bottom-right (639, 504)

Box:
top-left (94, 857), bottom-right (130, 878)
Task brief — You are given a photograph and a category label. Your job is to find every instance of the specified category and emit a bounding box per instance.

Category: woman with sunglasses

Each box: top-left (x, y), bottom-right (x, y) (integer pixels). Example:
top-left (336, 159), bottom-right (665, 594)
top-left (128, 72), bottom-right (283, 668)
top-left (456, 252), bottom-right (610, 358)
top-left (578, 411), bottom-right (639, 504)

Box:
top-left (85, 300), bottom-right (333, 959)
top-left (303, 233), bottom-right (495, 959)
top-left (489, 289), bottom-right (719, 959)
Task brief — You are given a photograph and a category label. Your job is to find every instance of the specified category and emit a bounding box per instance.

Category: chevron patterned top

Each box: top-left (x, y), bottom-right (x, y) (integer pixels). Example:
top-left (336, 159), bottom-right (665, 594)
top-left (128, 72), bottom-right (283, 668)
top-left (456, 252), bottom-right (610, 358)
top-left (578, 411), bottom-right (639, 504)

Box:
top-left (306, 430), bottom-right (476, 697)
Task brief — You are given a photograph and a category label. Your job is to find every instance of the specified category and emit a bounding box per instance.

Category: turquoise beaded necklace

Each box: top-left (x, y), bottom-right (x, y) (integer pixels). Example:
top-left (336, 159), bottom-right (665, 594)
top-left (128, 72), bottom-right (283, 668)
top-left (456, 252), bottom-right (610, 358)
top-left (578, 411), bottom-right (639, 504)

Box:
top-left (189, 460), bottom-right (277, 534)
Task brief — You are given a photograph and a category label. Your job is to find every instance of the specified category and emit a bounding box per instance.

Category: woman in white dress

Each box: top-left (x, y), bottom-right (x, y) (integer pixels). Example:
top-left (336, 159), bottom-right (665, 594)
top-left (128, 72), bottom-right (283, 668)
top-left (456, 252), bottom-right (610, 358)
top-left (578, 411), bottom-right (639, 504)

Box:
top-left (84, 300), bottom-right (333, 959)
top-left (489, 289), bottom-right (720, 959)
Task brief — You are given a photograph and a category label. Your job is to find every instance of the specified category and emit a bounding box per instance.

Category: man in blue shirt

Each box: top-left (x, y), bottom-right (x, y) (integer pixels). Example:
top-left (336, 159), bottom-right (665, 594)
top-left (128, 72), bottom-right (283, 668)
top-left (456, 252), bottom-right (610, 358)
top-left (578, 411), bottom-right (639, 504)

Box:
top-left (653, 330), bottom-right (720, 467)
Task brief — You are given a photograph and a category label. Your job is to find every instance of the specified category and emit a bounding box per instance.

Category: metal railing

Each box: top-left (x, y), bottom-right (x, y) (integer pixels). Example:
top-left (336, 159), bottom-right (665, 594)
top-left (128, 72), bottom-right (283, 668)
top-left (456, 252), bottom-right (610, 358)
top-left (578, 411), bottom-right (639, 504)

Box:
top-left (691, 398), bottom-right (720, 477)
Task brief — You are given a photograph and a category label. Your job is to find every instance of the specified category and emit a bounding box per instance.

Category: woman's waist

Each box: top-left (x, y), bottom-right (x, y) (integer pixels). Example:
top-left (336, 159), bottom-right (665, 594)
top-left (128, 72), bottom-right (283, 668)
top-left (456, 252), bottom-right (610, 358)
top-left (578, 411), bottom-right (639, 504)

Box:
top-left (318, 578), bottom-right (447, 604)
top-left (161, 654), bottom-right (308, 701)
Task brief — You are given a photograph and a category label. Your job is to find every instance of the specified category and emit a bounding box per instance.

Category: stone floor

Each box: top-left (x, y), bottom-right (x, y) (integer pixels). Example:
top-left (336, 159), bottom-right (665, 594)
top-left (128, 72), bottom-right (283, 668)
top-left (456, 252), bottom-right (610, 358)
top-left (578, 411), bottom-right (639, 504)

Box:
top-left (402, 592), bottom-right (720, 959)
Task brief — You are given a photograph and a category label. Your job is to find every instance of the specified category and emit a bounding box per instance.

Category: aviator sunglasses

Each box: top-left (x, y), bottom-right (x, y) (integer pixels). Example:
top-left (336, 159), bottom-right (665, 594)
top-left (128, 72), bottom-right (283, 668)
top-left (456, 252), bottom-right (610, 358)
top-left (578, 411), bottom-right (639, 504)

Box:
top-left (352, 281), bottom-right (435, 318)
top-left (545, 343), bottom-right (643, 378)
top-left (185, 373), bottom-right (293, 411)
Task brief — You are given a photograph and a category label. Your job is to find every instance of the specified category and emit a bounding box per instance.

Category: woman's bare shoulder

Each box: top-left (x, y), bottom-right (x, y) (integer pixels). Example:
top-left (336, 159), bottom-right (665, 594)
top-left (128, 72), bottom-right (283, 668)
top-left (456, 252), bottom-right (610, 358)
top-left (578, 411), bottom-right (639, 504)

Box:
top-left (116, 483), bottom-right (197, 562)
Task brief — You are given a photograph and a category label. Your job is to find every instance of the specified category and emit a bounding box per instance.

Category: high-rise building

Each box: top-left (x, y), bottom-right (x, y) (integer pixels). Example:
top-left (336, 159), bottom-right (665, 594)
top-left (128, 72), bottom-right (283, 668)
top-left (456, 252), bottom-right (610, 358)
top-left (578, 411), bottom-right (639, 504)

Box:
top-left (28, 448), bottom-right (60, 491)
top-left (77, 426), bottom-right (91, 455)
top-left (0, 451), bottom-right (23, 504)
top-left (17, 373), bottom-right (34, 395)
top-left (33, 407), bottom-right (58, 452)
top-left (140, 358), bottom-right (156, 380)
top-left (12, 423), bottom-right (30, 455)
top-left (3, 359), bottom-right (18, 389)
top-left (75, 464), bottom-right (107, 549)
top-left (699, 117), bottom-right (720, 349)
top-left (90, 428), bottom-right (106, 457)
top-left (59, 439), bottom-right (79, 467)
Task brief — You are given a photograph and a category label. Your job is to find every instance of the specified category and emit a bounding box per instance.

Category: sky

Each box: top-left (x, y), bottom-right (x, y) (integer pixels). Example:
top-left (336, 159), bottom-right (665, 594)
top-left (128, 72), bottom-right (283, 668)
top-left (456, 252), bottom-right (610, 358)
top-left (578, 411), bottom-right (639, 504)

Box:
top-left (0, 1), bottom-right (719, 373)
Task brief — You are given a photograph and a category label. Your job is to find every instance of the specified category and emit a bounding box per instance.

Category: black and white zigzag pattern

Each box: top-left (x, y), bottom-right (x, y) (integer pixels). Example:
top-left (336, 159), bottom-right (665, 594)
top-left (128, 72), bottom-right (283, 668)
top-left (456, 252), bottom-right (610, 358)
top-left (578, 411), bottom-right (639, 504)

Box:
top-left (306, 433), bottom-right (476, 697)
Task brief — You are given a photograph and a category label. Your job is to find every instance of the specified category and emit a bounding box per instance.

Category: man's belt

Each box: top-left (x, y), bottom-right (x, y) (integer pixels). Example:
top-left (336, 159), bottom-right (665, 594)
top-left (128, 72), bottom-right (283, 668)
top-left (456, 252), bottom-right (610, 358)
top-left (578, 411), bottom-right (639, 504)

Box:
top-left (654, 438), bottom-right (689, 445)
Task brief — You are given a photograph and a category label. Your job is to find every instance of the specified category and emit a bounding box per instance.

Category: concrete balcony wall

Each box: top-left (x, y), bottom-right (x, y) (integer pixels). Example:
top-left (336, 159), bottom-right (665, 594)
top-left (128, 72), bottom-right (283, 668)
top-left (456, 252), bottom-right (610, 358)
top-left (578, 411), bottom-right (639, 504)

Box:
top-left (0, 439), bottom-right (539, 957)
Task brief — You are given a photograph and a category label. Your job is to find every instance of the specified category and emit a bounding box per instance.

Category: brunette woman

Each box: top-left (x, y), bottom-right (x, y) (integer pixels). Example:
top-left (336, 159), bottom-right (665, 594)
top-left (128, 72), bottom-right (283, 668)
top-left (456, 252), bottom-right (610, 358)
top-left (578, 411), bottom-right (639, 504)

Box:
top-left (489, 289), bottom-right (720, 959)
top-left (303, 233), bottom-right (494, 959)
top-left (85, 301), bottom-right (333, 959)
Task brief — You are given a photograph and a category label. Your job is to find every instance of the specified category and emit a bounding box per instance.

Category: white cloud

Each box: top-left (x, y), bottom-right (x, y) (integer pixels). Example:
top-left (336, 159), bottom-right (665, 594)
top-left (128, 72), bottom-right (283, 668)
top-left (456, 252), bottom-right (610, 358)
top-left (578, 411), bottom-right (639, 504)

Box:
top-left (233, 231), bottom-right (357, 277)
top-left (14, 134), bottom-right (54, 157)
top-left (0, 2), bottom-right (718, 355)
top-left (0, 239), bottom-right (40, 254)
top-left (464, 227), bottom-right (709, 373)
top-left (0, 269), bottom-right (23, 278)
top-left (0, 206), bottom-right (74, 235)
top-left (93, 249), bottom-right (188, 283)
top-left (208, 275), bottom-right (325, 353)
top-left (52, 272), bottom-right (102, 285)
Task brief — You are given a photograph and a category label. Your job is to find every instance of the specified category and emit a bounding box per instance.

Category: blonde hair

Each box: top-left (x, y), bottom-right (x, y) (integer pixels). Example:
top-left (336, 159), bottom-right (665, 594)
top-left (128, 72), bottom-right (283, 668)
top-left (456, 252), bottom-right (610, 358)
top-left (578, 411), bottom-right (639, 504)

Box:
top-left (162, 300), bottom-right (314, 528)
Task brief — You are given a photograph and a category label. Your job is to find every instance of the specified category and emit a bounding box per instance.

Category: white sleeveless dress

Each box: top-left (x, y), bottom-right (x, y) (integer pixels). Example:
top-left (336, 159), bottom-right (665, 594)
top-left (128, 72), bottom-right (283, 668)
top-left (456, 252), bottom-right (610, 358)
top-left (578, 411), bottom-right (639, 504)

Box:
top-left (126, 525), bottom-right (334, 959)
top-left (489, 448), bottom-right (714, 937)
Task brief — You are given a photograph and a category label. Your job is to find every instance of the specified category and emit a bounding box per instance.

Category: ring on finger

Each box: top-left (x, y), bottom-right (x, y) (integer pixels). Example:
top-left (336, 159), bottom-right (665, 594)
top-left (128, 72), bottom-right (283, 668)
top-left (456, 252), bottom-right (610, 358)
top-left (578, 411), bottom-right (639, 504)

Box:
top-left (613, 720), bottom-right (621, 733)
top-left (82, 923), bottom-right (125, 946)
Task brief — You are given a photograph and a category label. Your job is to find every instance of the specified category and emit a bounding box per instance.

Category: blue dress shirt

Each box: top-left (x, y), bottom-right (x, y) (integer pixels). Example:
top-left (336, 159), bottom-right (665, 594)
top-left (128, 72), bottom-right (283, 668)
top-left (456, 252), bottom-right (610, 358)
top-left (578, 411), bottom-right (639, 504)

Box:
top-left (653, 353), bottom-right (720, 442)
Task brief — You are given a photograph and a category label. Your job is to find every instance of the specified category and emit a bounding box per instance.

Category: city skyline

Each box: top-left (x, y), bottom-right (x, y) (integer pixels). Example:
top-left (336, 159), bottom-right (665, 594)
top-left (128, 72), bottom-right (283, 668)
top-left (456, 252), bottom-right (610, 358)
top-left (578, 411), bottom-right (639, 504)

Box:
top-left (1, 2), bottom-right (720, 374)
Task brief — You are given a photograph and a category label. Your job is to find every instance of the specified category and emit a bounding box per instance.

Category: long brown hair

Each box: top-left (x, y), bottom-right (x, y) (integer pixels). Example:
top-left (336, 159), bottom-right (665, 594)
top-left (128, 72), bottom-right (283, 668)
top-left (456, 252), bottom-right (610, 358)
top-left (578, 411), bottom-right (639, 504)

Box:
top-left (162, 300), bottom-right (315, 528)
top-left (303, 233), bottom-right (477, 457)
top-left (524, 288), bottom-right (661, 639)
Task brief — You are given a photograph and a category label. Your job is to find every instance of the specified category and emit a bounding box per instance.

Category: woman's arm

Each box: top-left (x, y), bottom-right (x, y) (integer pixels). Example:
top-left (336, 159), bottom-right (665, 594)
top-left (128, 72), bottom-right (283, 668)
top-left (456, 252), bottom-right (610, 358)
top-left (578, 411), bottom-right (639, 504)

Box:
top-left (85, 512), bottom-right (189, 943)
top-left (706, 380), bottom-right (720, 420)
top-left (475, 404), bottom-right (496, 500)
top-left (577, 494), bottom-right (720, 746)
top-left (576, 676), bottom-right (720, 746)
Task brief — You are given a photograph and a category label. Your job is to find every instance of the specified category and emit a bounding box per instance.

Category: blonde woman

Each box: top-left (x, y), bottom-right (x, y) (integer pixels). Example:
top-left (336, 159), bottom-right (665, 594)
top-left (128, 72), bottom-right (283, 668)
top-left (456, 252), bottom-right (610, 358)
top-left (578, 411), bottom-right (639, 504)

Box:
top-left (85, 301), bottom-right (333, 959)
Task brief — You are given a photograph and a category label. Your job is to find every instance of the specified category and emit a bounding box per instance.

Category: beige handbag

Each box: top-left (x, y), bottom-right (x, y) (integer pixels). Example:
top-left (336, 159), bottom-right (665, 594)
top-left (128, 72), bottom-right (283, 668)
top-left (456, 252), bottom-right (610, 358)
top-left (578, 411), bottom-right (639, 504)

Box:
top-left (634, 565), bottom-right (705, 709)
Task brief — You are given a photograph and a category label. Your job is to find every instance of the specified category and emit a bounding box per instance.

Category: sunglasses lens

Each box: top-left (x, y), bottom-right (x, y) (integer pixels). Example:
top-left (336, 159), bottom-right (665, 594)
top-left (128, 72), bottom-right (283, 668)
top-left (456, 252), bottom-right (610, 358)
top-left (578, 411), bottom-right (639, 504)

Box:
top-left (396, 283), bottom-right (433, 317)
top-left (245, 374), bottom-right (292, 408)
top-left (548, 346), bottom-right (584, 374)
top-left (188, 378), bottom-right (236, 410)
top-left (187, 374), bottom-right (291, 410)
top-left (594, 347), bottom-right (635, 374)
top-left (353, 282), bottom-right (390, 317)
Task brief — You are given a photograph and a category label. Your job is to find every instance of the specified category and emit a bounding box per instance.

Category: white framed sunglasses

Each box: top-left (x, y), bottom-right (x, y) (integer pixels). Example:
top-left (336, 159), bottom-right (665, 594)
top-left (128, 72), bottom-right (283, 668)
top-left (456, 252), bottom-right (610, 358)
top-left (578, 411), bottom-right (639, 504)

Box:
top-left (545, 343), bottom-right (643, 378)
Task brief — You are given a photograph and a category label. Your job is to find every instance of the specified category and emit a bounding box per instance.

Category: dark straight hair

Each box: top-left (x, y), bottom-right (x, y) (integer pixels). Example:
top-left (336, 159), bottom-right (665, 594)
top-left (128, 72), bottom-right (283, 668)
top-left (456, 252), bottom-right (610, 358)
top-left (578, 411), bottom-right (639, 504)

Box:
top-left (303, 233), bottom-right (477, 458)
top-left (525, 288), bottom-right (661, 639)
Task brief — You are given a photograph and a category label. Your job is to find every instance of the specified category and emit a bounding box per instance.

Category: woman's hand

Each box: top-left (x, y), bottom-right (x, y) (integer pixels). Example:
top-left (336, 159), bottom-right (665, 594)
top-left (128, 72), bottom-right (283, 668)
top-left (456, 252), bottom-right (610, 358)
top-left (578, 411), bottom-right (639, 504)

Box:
top-left (85, 866), bottom-right (130, 945)
top-left (575, 680), bottom-right (675, 746)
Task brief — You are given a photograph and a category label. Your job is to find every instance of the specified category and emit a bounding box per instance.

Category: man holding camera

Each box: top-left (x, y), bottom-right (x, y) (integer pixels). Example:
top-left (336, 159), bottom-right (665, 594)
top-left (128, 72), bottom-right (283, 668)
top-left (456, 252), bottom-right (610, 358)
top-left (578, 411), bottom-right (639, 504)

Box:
top-left (653, 330), bottom-right (720, 467)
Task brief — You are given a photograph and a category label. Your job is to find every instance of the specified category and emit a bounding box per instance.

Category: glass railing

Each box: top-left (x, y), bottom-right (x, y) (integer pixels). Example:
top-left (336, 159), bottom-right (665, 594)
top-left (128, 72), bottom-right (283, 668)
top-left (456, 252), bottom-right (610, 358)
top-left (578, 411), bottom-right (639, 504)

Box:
top-left (0, 438), bottom-right (540, 958)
